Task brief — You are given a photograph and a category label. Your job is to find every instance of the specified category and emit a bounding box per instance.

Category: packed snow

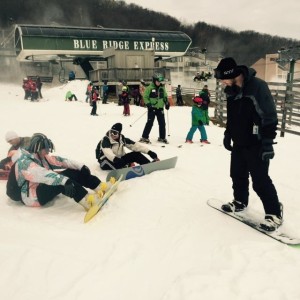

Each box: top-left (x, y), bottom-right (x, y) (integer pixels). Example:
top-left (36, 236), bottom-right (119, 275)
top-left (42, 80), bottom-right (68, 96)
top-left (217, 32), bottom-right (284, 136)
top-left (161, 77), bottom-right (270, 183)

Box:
top-left (1, 80), bottom-right (300, 300)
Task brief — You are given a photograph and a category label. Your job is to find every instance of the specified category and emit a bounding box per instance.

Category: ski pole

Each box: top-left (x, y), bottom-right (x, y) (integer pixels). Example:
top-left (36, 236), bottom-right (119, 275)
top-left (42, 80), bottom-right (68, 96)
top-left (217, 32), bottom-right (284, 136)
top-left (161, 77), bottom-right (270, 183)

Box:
top-left (166, 110), bottom-right (170, 136)
top-left (129, 110), bottom-right (147, 127)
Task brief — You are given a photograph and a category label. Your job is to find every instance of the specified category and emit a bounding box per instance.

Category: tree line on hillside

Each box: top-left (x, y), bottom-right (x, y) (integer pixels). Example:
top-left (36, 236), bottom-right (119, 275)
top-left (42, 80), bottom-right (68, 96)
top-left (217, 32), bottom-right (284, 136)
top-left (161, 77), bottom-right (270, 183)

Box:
top-left (0, 0), bottom-right (299, 66)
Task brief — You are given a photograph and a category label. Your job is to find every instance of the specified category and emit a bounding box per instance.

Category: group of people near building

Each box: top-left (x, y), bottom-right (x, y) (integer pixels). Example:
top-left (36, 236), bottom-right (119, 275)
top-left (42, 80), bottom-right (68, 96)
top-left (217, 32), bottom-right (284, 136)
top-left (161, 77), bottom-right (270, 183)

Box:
top-left (22, 77), bottom-right (43, 101)
top-left (8, 56), bottom-right (282, 232)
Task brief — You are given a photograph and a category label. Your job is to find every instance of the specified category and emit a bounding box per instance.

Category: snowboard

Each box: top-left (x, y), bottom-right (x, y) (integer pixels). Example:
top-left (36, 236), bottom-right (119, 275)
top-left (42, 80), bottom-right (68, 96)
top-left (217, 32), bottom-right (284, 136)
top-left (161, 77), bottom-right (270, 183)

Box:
top-left (84, 174), bottom-right (123, 223)
top-left (106, 156), bottom-right (178, 182)
top-left (207, 198), bottom-right (300, 247)
top-left (0, 170), bottom-right (9, 180)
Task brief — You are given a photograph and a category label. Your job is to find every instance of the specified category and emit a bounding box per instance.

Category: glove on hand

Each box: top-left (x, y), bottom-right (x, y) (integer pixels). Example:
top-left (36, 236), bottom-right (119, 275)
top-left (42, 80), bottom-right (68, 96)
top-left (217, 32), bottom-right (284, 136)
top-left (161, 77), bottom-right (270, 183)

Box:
top-left (113, 157), bottom-right (125, 167)
top-left (81, 165), bottom-right (91, 177)
top-left (165, 102), bottom-right (170, 110)
top-left (64, 180), bottom-right (76, 198)
top-left (148, 150), bottom-right (158, 160)
top-left (261, 139), bottom-right (275, 161)
top-left (0, 156), bottom-right (11, 165)
top-left (223, 133), bottom-right (233, 151)
top-left (198, 120), bottom-right (203, 126)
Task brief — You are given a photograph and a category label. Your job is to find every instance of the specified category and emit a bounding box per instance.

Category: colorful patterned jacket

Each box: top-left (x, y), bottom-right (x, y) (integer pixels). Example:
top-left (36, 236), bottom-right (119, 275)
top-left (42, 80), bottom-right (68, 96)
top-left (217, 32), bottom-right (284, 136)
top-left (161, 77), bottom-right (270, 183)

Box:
top-left (16, 149), bottom-right (83, 207)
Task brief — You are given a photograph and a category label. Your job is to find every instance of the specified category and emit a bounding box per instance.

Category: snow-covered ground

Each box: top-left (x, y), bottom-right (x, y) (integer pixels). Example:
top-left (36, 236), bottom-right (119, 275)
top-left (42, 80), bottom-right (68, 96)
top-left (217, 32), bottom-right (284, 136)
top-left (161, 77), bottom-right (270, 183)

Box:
top-left (1, 80), bottom-right (300, 300)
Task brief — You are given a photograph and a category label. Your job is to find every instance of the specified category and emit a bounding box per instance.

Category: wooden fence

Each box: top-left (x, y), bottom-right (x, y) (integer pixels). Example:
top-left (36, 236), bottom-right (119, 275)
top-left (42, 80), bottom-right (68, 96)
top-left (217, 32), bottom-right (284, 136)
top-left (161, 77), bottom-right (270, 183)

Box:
top-left (213, 81), bottom-right (300, 137)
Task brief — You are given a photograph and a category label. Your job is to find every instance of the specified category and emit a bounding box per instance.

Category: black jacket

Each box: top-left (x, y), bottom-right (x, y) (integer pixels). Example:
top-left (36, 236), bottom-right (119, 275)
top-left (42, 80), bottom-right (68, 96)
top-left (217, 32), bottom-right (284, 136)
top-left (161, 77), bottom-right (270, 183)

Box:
top-left (224, 67), bottom-right (278, 147)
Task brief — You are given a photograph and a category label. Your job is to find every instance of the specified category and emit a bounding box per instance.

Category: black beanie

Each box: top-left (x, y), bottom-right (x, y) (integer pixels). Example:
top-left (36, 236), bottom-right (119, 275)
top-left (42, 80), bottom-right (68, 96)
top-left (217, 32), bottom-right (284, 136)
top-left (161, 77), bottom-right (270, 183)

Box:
top-left (214, 57), bottom-right (241, 79)
top-left (111, 123), bottom-right (122, 133)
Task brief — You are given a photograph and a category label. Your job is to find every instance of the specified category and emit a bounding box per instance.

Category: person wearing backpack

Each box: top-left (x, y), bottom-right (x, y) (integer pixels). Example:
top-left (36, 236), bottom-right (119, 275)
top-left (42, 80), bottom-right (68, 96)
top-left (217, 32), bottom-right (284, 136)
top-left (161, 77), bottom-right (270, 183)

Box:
top-left (185, 96), bottom-right (210, 144)
top-left (6, 133), bottom-right (112, 211)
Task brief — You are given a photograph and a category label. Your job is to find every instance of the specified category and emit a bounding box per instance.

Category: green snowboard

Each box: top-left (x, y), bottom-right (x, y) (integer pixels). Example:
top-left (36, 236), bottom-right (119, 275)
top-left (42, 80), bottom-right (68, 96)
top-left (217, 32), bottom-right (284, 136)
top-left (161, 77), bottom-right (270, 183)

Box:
top-left (106, 156), bottom-right (178, 182)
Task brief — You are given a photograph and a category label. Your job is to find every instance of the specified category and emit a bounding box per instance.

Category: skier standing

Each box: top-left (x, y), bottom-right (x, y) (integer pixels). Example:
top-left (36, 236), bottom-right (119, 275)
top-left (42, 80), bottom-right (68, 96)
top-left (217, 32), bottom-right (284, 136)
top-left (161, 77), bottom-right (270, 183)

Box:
top-left (139, 74), bottom-right (170, 144)
top-left (185, 96), bottom-right (210, 144)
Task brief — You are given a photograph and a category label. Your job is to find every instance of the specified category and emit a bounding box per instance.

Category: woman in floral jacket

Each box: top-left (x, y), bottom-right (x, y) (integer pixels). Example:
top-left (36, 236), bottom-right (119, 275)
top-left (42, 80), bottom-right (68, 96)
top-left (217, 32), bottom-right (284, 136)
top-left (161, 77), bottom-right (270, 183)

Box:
top-left (8, 133), bottom-right (104, 210)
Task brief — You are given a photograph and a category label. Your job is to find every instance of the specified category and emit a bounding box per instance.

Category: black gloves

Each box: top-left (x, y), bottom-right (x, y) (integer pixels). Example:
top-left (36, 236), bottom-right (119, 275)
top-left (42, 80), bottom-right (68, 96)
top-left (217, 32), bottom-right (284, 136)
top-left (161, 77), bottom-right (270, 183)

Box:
top-left (261, 139), bottom-right (275, 161)
top-left (165, 102), bottom-right (170, 110)
top-left (113, 157), bottom-right (125, 167)
top-left (223, 133), bottom-right (233, 151)
top-left (0, 157), bottom-right (11, 169)
top-left (81, 165), bottom-right (91, 177)
top-left (64, 180), bottom-right (76, 198)
top-left (198, 120), bottom-right (203, 126)
top-left (148, 150), bottom-right (158, 160)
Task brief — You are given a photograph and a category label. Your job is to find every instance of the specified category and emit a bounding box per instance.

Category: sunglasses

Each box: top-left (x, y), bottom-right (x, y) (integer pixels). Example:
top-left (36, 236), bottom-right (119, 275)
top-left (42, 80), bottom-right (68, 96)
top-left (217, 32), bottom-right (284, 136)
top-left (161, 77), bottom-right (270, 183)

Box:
top-left (110, 129), bottom-right (120, 136)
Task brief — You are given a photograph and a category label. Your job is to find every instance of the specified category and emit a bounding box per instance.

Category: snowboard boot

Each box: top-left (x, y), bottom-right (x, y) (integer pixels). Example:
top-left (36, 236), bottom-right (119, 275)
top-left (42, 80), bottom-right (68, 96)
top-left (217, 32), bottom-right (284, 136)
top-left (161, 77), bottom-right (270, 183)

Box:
top-left (260, 203), bottom-right (283, 232)
top-left (79, 193), bottom-right (103, 211)
top-left (95, 177), bottom-right (116, 196)
top-left (158, 138), bottom-right (169, 144)
top-left (185, 140), bottom-right (193, 144)
top-left (221, 200), bottom-right (246, 213)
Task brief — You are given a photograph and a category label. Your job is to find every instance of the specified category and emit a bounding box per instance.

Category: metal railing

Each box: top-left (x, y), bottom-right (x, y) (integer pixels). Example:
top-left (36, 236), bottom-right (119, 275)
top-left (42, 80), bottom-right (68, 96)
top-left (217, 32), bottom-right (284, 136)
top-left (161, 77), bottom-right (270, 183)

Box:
top-left (213, 81), bottom-right (300, 136)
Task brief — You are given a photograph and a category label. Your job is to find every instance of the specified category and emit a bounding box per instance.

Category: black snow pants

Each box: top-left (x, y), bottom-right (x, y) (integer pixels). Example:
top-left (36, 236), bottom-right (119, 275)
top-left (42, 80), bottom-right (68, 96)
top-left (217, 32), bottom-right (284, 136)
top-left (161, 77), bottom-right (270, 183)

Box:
top-left (230, 145), bottom-right (281, 216)
top-left (36, 169), bottom-right (100, 206)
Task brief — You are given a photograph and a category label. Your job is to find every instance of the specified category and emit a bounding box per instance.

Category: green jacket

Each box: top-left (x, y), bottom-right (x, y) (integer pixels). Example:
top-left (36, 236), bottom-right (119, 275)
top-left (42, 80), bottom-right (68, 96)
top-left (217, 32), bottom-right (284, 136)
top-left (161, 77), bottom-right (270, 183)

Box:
top-left (191, 105), bottom-right (209, 126)
top-left (65, 91), bottom-right (73, 99)
top-left (143, 82), bottom-right (168, 109)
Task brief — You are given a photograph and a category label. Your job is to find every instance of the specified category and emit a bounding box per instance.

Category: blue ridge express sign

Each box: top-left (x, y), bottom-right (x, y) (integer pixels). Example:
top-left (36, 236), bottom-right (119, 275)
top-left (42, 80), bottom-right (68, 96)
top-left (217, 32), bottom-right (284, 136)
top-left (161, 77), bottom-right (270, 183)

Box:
top-left (74, 39), bottom-right (169, 51)
top-left (15, 25), bottom-right (191, 60)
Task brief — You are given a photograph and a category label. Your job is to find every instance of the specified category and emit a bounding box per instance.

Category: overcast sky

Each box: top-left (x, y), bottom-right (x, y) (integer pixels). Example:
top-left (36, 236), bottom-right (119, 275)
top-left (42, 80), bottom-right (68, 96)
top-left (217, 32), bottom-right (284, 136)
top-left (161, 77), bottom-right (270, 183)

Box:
top-left (124, 0), bottom-right (300, 40)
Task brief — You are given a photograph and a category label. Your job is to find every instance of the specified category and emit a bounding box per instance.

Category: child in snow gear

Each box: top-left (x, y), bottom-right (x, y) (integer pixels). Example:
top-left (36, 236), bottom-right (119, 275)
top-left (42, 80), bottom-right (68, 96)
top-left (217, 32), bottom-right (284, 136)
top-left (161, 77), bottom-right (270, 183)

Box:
top-left (6, 133), bottom-right (111, 211)
top-left (90, 86), bottom-right (100, 116)
top-left (214, 57), bottom-right (283, 231)
top-left (140, 74), bottom-right (170, 144)
top-left (120, 86), bottom-right (131, 116)
top-left (185, 96), bottom-right (210, 144)
top-left (96, 123), bottom-right (159, 170)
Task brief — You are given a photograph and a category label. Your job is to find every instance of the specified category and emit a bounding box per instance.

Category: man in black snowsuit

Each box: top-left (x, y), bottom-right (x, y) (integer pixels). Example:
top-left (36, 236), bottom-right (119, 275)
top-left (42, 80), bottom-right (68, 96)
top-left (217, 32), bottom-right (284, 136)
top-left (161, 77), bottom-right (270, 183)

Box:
top-left (214, 57), bottom-right (282, 231)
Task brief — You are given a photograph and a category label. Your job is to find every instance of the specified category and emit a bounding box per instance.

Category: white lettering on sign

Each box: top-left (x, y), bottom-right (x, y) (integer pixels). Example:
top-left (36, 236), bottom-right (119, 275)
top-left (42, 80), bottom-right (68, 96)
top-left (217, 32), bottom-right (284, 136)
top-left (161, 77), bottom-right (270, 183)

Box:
top-left (73, 39), bottom-right (170, 51)
top-left (73, 39), bottom-right (97, 49)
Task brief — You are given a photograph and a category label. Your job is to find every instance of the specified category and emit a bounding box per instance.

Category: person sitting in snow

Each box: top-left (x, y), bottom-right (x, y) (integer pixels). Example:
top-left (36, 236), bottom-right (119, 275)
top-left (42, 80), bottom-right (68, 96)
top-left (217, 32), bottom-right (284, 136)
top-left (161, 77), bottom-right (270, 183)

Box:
top-left (96, 123), bottom-right (159, 170)
top-left (65, 90), bottom-right (78, 101)
top-left (6, 133), bottom-right (113, 210)
top-left (0, 131), bottom-right (31, 170)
